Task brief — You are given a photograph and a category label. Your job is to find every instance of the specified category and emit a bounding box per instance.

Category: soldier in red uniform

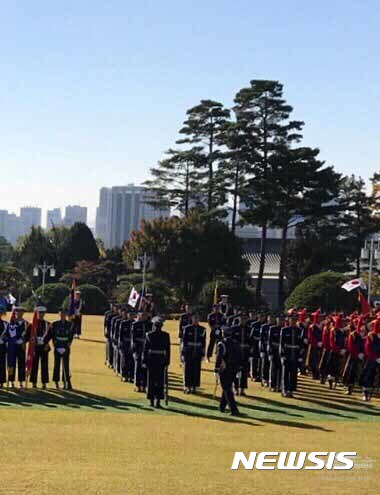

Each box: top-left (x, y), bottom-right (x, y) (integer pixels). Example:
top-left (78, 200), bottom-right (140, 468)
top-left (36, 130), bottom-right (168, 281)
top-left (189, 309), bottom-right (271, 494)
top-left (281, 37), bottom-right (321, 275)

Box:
top-left (325, 314), bottom-right (347, 389)
top-left (360, 318), bottom-right (380, 401)
top-left (343, 315), bottom-right (366, 395)
top-left (306, 309), bottom-right (323, 380)
top-left (318, 315), bottom-right (333, 384)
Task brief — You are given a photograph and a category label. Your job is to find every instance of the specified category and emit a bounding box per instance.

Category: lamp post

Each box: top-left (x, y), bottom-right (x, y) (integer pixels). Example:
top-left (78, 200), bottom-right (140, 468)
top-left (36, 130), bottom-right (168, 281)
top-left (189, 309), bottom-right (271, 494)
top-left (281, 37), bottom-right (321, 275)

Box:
top-left (361, 239), bottom-right (380, 303)
top-left (33, 262), bottom-right (56, 297)
top-left (133, 253), bottom-right (155, 298)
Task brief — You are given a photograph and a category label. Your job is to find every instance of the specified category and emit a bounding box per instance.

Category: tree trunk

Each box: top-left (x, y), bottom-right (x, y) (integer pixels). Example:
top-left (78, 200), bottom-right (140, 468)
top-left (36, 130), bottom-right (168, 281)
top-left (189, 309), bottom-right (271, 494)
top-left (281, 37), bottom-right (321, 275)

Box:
top-left (256, 222), bottom-right (267, 302)
top-left (231, 165), bottom-right (239, 234)
top-left (207, 123), bottom-right (214, 212)
top-left (185, 162), bottom-right (190, 217)
top-left (278, 223), bottom-right (289, 309)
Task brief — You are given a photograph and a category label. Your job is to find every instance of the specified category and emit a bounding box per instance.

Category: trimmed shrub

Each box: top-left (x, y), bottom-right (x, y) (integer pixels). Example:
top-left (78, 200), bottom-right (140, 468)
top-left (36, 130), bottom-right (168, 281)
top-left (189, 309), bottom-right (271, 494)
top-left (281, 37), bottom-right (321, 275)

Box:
top-left (198, 278), bottom-right (262, 313)
top-left (26, 283), bottom-right (69, 312)
top-left (63, 284), bottom-right (109, 315)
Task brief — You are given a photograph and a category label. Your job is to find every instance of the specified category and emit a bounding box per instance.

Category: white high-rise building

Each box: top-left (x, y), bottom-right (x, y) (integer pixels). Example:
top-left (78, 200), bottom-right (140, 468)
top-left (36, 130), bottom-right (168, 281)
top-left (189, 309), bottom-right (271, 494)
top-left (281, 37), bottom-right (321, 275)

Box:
top-left (46, 208), bottom-right (62, 229)
top-left (95, 184), bottom-right (169, 248)
top-left (64, 205), bottom-right (87, 226)
top-left (20, 207), bottom-right (42, 234)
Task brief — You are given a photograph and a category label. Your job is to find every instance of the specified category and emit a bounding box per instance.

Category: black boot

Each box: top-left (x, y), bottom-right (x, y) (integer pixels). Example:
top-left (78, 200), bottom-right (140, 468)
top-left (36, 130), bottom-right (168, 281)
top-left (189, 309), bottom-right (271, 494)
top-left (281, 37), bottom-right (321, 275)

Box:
top-left (156, 400), bottom-right (161, 409)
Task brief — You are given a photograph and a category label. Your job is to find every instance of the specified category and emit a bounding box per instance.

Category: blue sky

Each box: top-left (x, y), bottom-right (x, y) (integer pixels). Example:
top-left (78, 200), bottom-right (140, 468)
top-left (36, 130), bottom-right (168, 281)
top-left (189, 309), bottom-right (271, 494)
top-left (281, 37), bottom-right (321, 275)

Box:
top-left (0, 1), bottom-right (379, 224)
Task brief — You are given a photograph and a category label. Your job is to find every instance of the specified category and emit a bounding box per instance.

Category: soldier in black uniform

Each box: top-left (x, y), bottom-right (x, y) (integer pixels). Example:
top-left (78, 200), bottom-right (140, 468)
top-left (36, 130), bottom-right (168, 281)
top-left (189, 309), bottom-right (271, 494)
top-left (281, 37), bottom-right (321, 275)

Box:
top-left (218, 295), bottom-right (232, 323)
top-left (104, 302), bottom-right (117, 367)
top-left (131, 311), bottom-right (152, 392)
top-left (231, 311), bottom-right (251, 396)
top-left (249, 313), bottom-right (266, 382)
top-left (7, 306), bottom-right (29, 388)
top-left (259, 314), bottom-right (274, 387)
top-left (215, 325), bottom-right (241, 416)
top-left (0, 305), bottom-right (8, 388)
top-left (143, 316), bottom-right (171, 408)
top-left (30, 306), bottom-right (52, 389)
top-left (279, 315), bottom-right (305, 397)
top-left (181, 313), bottom-right (206, 394)
top-left (267, 315), bottom-right (284, 392)
top-left (111, 306), bottom-right (123, 374)
top-left (227, 307), bottom-right (241, 327)
top-left (206, 304), bottom-right (223, 361)
top-left (119, 308), bottom-right (134, 382)
top-left (51, 309), bottom-right (74, 389)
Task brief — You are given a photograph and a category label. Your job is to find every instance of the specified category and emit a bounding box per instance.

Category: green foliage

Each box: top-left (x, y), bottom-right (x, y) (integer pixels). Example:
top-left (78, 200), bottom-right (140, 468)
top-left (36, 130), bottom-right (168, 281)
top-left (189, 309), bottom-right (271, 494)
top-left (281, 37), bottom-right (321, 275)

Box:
top-left (60, 223), bottom-right (99, 269)
top-left (14, 226), bottom-right (55, 279)
top-left (0, 237), bottom-right (14, 263)
top-left (113, 273), bottom-right (175, 313)
top-left (199, 278), bottom-right (261, 311)
top-left (61, 260), bottom-right (116, 295)
top-left (123, 213), bottom-right (248, 301)
top-left (26, 283), bottom-right (69, 312)
top-left (63, 284), bottom-right (108, 315)
top-left (0, 264), bottom-right (30, 297)
top-left (285, 272), bottom-right (358, 312)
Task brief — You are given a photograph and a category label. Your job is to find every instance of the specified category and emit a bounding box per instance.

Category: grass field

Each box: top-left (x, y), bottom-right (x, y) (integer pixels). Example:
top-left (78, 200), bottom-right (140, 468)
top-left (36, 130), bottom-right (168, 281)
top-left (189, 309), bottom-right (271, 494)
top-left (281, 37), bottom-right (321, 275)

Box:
top-left (0, 314), bottom-right (379, 494)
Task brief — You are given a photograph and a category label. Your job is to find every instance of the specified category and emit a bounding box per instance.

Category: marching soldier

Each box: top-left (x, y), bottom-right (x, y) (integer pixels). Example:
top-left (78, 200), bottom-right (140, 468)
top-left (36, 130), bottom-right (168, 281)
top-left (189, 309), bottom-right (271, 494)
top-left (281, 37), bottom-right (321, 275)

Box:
top-left (259, 314), bottom-right (274, 387)
top-left (0, 305), bottom-right (8, 388)
top-left (131, 311), bottom-right (152, 392)
top-left (361, 318), bottom-right (380, 401)
top-left (267, 315), bottom-right (284, 392)
top-left (227, 307), bottom-right (241, 327)
top-left (343, 315), bottom-right (365, 395)
top-left (178, 304), bottom-right (192, 355)
top-left (72, 290), bottom-right (83, 338)
top-left (249, 313), bottom-right (266, 382)
top-left (306, 310), bottom-right (323, 380)
top-left (231, 311), bottom-right (251, 396)
top-left (104, 302), bottom-right (117, 367)
top-left (30, 306), bottom-right (52, 389)
top-left (319, 315), bottom-right (333, 384)
top-left (215, 325), bottom-right (241, 416)
top-left (206, 304), bottom-right (223, 361)
top-left (325, 315), bottom-right (347, 389)
top-left (7, 306), bottom-right (29, 388)
top-left (143, 316), bottom-right (171, 408)
top-left (51, 309), bottom-right (74, 390)
top-left (279, 314), bottom-right (305, 397)
top-left (218, 295), bottom-right (233, 322)
top-left (181, 313), bottom-right (206, 394)
top-left (119, 308), bottom-right (134, 383)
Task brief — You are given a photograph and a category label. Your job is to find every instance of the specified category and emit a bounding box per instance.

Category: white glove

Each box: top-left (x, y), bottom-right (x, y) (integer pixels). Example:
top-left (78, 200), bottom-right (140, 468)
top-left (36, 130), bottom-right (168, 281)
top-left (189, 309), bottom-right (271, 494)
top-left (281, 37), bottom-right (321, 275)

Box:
top-left (317, 342), bottom-right (323, 348)
top-left (358, 353), bottom-right (364, 361)
top-left (303, 339), bottom-right (308, 345)
top-left (376, 358), bottom-right (380, 365)
top-left (260, 352), bottom-right (265, 358)
top-left (340, 349), bottom-right (346, 356)
top-left (281, 357), bottom-right (286, 364)
top-left (56, 348), bottom-right (66, 355)
top-left (268, 355), bottom-right (274, 361)
top-left (298, 358), bottom-right (303, 363)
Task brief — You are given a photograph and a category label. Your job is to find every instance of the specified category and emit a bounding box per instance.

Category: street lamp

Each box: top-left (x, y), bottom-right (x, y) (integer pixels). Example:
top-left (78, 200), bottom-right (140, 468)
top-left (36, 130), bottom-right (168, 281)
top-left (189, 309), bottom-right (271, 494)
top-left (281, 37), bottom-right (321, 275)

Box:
top-left (33, 262), bottom-right (56, 296)
top-left (361, 239), bottom-right (380, 303)
top-left (134, 253), bottom-right (155, 297)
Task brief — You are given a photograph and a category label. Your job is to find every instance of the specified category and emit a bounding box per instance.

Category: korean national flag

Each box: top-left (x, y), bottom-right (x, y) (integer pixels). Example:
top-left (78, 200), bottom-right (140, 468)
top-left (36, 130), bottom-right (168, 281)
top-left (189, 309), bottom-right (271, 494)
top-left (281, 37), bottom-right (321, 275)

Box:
top-left (128, 287), bottom-right (139, 308)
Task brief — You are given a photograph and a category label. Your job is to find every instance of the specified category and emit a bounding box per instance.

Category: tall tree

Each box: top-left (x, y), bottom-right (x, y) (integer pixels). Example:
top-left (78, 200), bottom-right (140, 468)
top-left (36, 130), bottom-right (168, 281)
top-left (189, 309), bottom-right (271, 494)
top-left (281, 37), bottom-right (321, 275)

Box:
top-left (14, 226), bottom-right (55, 278)
top-left (235, 80), bottom-right (303, 300)
top-left (177, 100), bottom-right (230, 213)
top-left (61, 222), bottom-right (99, 269)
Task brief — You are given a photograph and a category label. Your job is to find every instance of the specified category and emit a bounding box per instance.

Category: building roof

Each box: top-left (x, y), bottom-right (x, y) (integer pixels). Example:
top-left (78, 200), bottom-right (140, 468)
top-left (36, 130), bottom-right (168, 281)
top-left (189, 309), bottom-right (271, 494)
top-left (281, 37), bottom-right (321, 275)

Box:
top-left (242, 238), bottom-right (282, 278)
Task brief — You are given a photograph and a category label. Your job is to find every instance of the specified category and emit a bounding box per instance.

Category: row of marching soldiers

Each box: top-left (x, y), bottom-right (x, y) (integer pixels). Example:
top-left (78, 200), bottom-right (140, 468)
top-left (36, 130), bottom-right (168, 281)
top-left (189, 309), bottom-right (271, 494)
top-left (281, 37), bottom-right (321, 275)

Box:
top-left (103, 300), bottom-right (171, 408)
top-left (0, 304), bottom-right (75, 389)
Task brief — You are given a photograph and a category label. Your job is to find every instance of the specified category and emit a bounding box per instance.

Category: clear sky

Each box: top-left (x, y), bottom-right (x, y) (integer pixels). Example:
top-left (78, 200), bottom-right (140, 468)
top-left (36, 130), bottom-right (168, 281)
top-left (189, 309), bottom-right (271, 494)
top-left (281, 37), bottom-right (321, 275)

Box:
top-left (0, 1), bottom-right (379, 225)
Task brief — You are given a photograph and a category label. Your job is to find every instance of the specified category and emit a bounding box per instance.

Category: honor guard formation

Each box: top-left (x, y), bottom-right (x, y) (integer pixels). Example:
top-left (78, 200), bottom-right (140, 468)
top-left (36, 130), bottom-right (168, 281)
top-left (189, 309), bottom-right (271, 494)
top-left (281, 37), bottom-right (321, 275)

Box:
top-left (0, 304), bottom-right (76, 390)
top-left (104, 293), bottom-right (380, 415)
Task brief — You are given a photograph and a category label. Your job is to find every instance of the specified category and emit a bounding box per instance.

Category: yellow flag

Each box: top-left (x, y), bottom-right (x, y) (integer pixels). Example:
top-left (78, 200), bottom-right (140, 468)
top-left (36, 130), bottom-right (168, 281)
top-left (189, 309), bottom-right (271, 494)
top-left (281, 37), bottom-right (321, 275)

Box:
top-left (213, 281), bottom-right (218, 305)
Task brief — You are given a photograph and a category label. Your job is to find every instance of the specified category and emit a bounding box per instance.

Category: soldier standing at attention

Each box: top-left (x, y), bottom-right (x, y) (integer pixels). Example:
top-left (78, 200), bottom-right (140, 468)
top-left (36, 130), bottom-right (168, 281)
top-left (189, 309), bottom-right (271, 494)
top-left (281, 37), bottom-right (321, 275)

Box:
top-left (0, 305), bottom-right (8, 388)
top-left (306, 310), bottom-right (323, 380)
top-left (30, 306), bottom-right (52, 389)
top-left (143, 316), bottom-right (171, 408)
top-left (218, 295), bottom-right (232, 323)
top-left (119, 309), bottom-right (134, 383)
top-left (231, 311), bottom-right (251, 396)
top-left (267, 315), bottom-right (284, 392)
top-left (51, 309), bottom-right (74, 390)
top-left (104, 302), bottom-right (117, 367)
top-left (259, 314), bottom-right (274, 387)
top-left (215, 325), bottom-right (241, 416)
top-left (72, 290), bottom-right (83, 339)
top-left (181, 313), bottom-right (206, 394)
top-left (279, 314), bottom-right (305, 398)
top-left (206, 304), bottom-right (223, 361)
top-left (249, 313), bottom-right (266, 382)
top-left (7, 306), bottom-right (29, 388)
top-left (131, 311), bottom-right (152, 392)
top-left (360, 318), bottom-right (380, 401)
top-left (178, 304), bottom-right (192, 353)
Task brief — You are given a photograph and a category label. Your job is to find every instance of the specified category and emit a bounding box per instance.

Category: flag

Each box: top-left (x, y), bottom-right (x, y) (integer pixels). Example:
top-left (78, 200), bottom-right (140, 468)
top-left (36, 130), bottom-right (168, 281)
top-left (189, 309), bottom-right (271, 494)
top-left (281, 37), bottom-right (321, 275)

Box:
top-left (213, 281), bottom-right (218, 306)
top-left (358, 289), bottom-right (371, 316)
top-left (341, 278), bottom-right (366, 292)
top-left (68, 279), bottom-right (76, 317)
top-left (26, 310), bottom-right (38, 379)
top-left (128, 287), bottom-right (139, 308)
top-left (8, 293), bottom-right (16, 306)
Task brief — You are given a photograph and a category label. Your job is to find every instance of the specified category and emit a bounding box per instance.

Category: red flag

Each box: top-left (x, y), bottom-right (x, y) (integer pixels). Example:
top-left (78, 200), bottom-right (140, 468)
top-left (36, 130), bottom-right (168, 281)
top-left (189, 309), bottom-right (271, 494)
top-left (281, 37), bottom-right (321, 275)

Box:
top-left (26, 310), bottom-right (38, 378)
top-left (358, 289), bottom-right (371, 316)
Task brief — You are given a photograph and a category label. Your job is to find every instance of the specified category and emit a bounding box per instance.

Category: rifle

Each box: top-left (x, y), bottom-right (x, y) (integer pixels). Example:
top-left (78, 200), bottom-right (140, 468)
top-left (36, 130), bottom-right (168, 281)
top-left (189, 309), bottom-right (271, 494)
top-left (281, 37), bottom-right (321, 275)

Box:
top-left (305, 344), bottom-right (312, 369)
top-left (164, 366), bottom-right (169, 406)
top-left (342, 354), bottom-right (351, 383)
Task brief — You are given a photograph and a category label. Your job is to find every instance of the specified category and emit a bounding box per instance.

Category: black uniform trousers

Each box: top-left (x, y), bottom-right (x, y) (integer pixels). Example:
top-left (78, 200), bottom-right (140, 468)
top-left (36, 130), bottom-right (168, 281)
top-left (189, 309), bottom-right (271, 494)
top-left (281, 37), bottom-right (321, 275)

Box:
top-left (343, 358), bottom-right (362, 387)
top-left (183, 357), bottom-right (202, 388)
top-left (72, 315), bottom-right (82, 336)
top-left (206, 329), bottom-right (219, 359)
top-left (233, 358), bottom-right (249, 390)
top-left (269, 355), bottom-right (281, 390)
top-left (326, 351), bottom-right (344, 381)
top-left (8, 345), bottom-right (26, 383)
top-left (134, 352), bottom-right (147, 387)
top-left (53, 350), bottom-right (71, 384)
top-left (308, 347), bottom-right (322, 379)
top-left (147, 363), bottom-right (166, 400)
top-left (361, 361), bottom-right (380, 390)
top-left (281, 358), bottom-right (298, 393)
top-left (0, 349), bottom-right (6, 384)
top-left (260, 353), bottom-right (270, 384)
top-left (219, 369), bottom-right (239, 414)
top-left (30, 347), bottom-right (49, 384)
top-left (121, 344), bottom-right (134, 380)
